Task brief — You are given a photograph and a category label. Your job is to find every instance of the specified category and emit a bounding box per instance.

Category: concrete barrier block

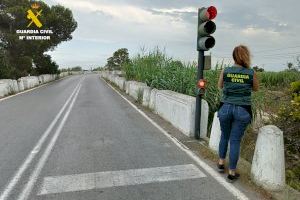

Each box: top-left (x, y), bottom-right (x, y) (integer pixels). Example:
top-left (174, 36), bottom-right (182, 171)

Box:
top-left (0, 82), bottom-right (9, 97)
top-left (59, 72), bottom-right (68, 78)
top-left (251, 125), bottom-right (285, 191)
top-left (21, 78), bottom-right (28, 90)
top-left (154, 90), bottom-right (209, 138)
top-left (149, 89), bottom-right (159, 110)
top-left (101, 71), bottom-right (109, 79)
top-left (108, 74), bottom-right (116, 83)
top-left (0, 79), bottom-right (19, 94)
top-left (190, 99), bottom-right (209, 139)
top-left (115, 77), bottom-right (126, 90)
top-left (38, 75), bottom-right (44, 84)
top-left (128, 81), bottom-right (147, 100)
top-left (112, 70), bottom-right (122, 76)
top-left (209, 112), bottom-right (221, 152)
top-left (17, 79), bottom-right (24, 92)
top-left (12, 80), bottom-right (19, 93)
top-left (155, 90), bottom-right (195, 136)
top-left (125, 81), bottom-right (134, 94)
top-left (31, 77), bottom-right (39, 87)
top-left (21, 76), bottom-right (39, 89)
top-left (112, 75), bottom-right (119, 85)
top-left (2, 80), bottom-right (11, 93)
top-left (142, 87), bottom-right (152, 107)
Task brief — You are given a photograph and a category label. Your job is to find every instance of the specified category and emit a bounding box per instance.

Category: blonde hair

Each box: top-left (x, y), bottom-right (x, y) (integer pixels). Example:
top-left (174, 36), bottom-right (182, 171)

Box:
top-left (232, 45), bottom-right (251, 68)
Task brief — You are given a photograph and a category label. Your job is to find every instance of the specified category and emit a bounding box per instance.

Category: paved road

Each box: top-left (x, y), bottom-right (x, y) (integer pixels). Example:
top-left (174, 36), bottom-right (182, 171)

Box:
top-left (0, 74), bottom-right (254, 200)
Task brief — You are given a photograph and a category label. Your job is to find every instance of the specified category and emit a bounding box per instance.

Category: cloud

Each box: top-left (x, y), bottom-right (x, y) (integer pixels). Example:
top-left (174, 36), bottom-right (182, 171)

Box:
top-left (43, 0), bottom-right (300, 71)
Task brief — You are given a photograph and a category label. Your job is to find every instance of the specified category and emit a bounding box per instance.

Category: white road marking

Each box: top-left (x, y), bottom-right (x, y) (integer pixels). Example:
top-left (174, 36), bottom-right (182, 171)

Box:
top-left (102, 77), bottom-right (250, 200)
top-left (39, 164), bottom-right (206, 195)
top-left (17, 80), bottom-right (83, 200)
top-left (0, 77), bottom-right (83, 200)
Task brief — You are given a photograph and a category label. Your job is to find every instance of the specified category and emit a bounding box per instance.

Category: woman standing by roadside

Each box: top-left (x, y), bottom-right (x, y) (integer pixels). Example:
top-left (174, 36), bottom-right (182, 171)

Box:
top-left (217, 45), bottom-right (259, 182)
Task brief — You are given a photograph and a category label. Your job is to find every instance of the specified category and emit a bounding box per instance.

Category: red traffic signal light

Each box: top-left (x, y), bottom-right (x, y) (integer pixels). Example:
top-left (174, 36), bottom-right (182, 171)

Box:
top-left (207, 6), bottom-right (217, 20)
top-left (197, 79), bottom-right (206, 89)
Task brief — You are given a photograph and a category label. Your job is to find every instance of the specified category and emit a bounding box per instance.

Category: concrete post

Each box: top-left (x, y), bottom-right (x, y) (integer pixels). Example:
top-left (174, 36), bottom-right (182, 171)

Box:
top-left (209, 112), bottom-right (221, 152)
top-left (0, 82), bottom-right (8, 97)
top-left (251, 125), bottom-right (285, 191)
top-left (17, 79), bottom-right (24, 92)
top-left (142, 87), bottom-right (152, 107)
top-left (149, 89), bottom-right (159, 111)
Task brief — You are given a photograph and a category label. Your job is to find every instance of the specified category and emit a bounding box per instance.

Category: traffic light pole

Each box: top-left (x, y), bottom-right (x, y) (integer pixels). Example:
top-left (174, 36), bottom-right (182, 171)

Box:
top-left (195, 50), bottom-right (205, 139)
top-left (195, 5), bottom-right (217, 139)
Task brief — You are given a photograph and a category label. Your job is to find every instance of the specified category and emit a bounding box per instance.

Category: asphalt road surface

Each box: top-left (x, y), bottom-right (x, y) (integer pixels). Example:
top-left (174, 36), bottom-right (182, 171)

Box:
top-left (0, 74), bottom-right (257, 200)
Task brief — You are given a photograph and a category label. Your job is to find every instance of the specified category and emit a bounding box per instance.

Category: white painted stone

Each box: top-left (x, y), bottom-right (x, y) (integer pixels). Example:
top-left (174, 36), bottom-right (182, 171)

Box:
top-left (115, 77), bottom-right (126, 90)
top-left (38, 76), bottom-right (43, 84)
top-left (59, 72), bottom-right (68, 78)
top-left (128, 81), bottom-right (147, 100)
top-left (0, 80), bottom-right (12, 94)
top-left (17, 79), bottom-right (24, 92)
top-left (100, 71), bottom-right (109, 79)
top-left (125, 81), bottom-right (134, 94)
top-left (12, 80), bottom-right (19, 93)
top-left (21, 77), bottom-right (29, 90)
top-left (40, 75), bottom-right (50, 83)
top-left (108, 74), bottom-right (117, 83)
top-left (0, 79), bottom-right (19, 94)
top-left (154, 90), bottom-right (209, 138)
top-left (149, 89), bottom-right (159, 110)
top-left (21, 76), bottom-right (39, 89)
top-left (0, 82), bottom-right (9, 97)
top-left (112, 70), bottom-right (122, 75)
top-left (142, 87), bottom-right (152, 107)
top-left (251, 125), bottom-right (285, 191)
top-left (209, 112), bottom-right (221, 152)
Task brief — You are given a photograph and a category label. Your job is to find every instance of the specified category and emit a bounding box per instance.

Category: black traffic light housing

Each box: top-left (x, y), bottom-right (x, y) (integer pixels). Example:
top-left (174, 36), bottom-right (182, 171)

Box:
top-left (197, 6), bottom-right (217, 51)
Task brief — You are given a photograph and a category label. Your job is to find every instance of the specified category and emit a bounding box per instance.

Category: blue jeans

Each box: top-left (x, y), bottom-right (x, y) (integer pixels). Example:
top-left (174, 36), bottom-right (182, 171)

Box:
top-left (218, 103), bottom-right (251, 170)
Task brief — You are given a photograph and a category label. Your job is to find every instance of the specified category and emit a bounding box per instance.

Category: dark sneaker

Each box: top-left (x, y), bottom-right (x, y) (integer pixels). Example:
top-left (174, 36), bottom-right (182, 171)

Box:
top-left (227, 173), bottom-right (240, 183)
top-left (217, 164), bottom-right (225, 173)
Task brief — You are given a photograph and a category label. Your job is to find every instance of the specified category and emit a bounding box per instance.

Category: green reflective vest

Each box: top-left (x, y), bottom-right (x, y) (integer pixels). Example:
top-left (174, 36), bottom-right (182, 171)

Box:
top-left (221, 66), bottom-right (254, 106)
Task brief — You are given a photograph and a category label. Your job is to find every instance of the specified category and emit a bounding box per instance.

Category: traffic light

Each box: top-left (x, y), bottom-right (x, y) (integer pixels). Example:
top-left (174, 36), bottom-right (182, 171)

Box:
top-left (197, 6), bottom-right (217, 51)
top-left (197, 79), bottom-right (206, 95)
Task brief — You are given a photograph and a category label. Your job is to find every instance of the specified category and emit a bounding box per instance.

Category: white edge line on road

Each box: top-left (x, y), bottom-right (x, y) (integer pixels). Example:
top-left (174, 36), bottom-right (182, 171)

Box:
top-left (17, 80), bottom-right (83, 200)
top-left (0, 76), bottom-right (71, 103)
top-left (101, 77), bottom-right (249, 200)
top-left (0, 77), bottom-right (83, 200)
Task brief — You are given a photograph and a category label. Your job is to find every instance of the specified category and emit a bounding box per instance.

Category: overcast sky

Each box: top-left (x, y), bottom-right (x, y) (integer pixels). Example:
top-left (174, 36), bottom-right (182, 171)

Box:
top-left (44, 0), bottom-right (300, 71)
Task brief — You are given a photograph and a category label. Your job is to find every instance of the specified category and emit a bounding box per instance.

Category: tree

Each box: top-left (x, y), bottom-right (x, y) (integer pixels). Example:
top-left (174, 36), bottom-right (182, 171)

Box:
top-left (70, 66), bottom-right (82, 71)
top-left (253, 65), bottom-right (264, 72)
top-left (0, 0), bottom-right (77, 78)
top-left (106, 48), bottom-right (130, 70)
top-left (286, 59), bottom-right (300, 72)
top-left (33, 54), bottom-right (59, 74)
